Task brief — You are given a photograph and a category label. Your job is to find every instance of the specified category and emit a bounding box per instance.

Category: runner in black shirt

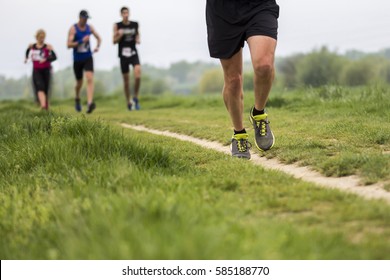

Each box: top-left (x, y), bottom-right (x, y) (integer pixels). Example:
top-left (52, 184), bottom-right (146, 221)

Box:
top-left (206, 0), bottom-right (279, 159)
top-left (113, 6), bottom-right (141, 110)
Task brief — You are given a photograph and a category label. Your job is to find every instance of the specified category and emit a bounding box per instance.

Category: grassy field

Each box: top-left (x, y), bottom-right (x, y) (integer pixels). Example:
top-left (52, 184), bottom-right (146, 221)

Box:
top-left (1, 86), bottom-right (390, 259)
top-left (84, 85), bottom-right (390, 185)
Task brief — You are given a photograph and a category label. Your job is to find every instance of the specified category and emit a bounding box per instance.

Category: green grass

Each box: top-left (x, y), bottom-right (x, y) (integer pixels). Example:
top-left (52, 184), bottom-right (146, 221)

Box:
top-left (1, 98), bottom-right (390, 259)
top-left (70, 85), bottom-right (390, 185)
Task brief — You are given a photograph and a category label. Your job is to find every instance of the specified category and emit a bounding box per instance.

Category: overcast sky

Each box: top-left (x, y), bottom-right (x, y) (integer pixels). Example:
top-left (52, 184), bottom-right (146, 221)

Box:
top-left (0, 0), bottom-right (389, 78)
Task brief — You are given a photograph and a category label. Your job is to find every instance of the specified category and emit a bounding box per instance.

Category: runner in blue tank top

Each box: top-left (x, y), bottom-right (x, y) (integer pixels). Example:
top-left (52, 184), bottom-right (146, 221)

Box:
top-left (67, 10), bottom-right (102, 114)
top-left (73, 23), bottom-right (92, 62)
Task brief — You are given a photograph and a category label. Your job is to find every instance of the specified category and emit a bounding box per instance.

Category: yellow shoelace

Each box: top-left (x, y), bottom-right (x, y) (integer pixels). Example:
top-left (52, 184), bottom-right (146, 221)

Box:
top-left (256, 120), bottom-right (267, 136)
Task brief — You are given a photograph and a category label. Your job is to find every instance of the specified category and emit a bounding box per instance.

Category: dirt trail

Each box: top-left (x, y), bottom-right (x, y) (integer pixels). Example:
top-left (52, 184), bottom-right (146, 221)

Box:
top-left (122, 124), bottom-right (390, 204)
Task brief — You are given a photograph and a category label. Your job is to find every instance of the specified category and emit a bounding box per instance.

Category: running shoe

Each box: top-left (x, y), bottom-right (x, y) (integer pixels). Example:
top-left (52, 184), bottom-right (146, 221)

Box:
top-left (127, 100), bottom-right (133, 111)
top-left (86, 102), bottom-right (96, 114)
top-left (75, 98), bottom-right (82, 112)
top-left (231, 133), bottom-right (251, 159)
top-left (133, 97), bottom-right (140, 110)
top-left (249, 107), bottom-right (275, 151)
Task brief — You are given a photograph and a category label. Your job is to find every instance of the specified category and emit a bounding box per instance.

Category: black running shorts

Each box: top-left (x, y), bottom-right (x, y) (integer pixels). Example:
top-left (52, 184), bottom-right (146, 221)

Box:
top-left (120, 55), bottom-right (140, 74)
top-left (73, 56), bottom-right (94, 80)
top-left (206, 0), bottom-right (279, 59)
top-left (32, 68), bottom-right (51, 94)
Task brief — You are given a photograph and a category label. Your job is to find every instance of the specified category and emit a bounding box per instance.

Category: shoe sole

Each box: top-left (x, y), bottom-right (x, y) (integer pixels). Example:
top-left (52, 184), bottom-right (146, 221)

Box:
top-left (249, 116), bottom-right (275, 152)
top-left (234, 156), bottom-right (250, 160)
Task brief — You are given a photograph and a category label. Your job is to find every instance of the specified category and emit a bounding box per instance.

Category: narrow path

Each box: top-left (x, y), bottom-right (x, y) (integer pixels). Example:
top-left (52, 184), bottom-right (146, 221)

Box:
top-left (122, 123), bottom-right (390, 204)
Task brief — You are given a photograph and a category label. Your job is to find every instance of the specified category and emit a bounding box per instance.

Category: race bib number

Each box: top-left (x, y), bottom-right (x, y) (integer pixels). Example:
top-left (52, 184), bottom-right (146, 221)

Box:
top-left (122, 47), bottom-right (135, 58)
top-left (77, 42), bottom-right (90, 53)
top-left (31, 49), bottom-right (43, 61)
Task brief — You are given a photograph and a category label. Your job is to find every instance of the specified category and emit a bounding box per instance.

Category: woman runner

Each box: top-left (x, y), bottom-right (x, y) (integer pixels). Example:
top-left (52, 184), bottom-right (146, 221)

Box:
top-left (25, 29), bottom-right (57, 110)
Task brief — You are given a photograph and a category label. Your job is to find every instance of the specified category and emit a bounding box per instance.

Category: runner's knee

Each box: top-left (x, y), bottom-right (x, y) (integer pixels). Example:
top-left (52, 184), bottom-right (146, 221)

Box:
top-left (75, 80), bottom-right (83, 90)
top-left (253, 61), bottom-right (274, 79)
top-left (134, 66), bottom-right (141, 78)
top-left (224, 73), bottom-right (242, 91)
top-left (85, 74), bottom-right (94, 84)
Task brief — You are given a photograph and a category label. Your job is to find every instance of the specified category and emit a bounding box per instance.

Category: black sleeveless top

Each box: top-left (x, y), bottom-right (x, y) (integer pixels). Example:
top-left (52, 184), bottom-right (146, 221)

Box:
top-left (116, 21), bottom-right (139, 58)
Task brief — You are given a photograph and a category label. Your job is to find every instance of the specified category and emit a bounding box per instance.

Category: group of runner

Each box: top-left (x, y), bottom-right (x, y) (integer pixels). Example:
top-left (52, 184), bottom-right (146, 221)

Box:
top-left (25, 7), bottom-right (141, 113)
top-left (25, 0), bottom-right (280, 158)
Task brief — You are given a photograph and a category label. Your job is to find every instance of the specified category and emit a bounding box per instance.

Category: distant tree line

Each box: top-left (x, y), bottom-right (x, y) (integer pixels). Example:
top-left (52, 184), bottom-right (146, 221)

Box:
top-left (276, 46), bottom-right (390, 89)
top-left (2, 47), bottom-right (390, 100)
top-left (199, 46), bottom-right (390, 93)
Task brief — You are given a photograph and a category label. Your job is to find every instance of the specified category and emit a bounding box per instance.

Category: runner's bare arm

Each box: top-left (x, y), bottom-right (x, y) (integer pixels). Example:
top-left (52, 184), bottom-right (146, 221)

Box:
top-left (113, 23), bottom-right (123, 44)
top-left (90, 25), bottom-right (102, 52)
top-left (136, 25), bottom-right (141, 44)
top-left (67, 26), bottom-right (78, 49)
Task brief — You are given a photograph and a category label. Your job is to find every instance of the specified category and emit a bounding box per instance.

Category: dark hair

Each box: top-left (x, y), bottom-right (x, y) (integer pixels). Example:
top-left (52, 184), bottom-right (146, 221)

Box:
top-left (120, 7), bottom-right (129, 13)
